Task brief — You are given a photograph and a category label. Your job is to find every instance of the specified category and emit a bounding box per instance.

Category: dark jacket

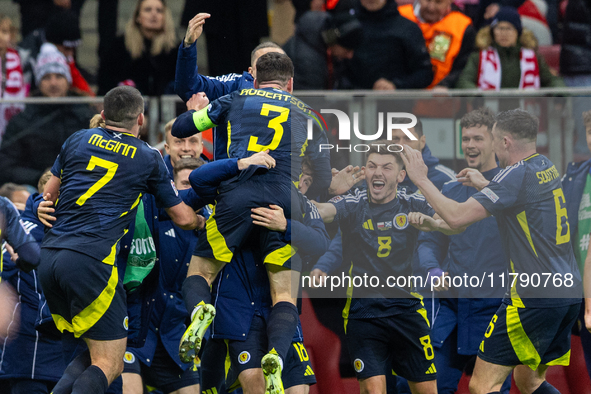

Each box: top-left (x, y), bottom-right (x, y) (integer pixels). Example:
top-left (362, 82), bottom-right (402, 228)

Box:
top-left (0, 92), bottom-right (94, 187)
top-left (283, 11), bottom-right (331, 90)
top-left (98, 36), bottom-right (177, 95)
top-left (560, 0), bottom-right (591, 75)
top-left (341, 0), bottom-right (433, 89)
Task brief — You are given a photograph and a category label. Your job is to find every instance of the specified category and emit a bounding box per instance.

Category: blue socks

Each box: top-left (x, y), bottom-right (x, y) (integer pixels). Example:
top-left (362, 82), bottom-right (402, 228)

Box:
top-left (52, 349), bottom-right (91, 394)
top-left (71, 365), bottom-right (108, 394)
top-left (182, 275), bottom-right (211, 315)
top-left (532, 381), bottom-right (560, 394)
top-left (267, 302), bottom-right (299, 361)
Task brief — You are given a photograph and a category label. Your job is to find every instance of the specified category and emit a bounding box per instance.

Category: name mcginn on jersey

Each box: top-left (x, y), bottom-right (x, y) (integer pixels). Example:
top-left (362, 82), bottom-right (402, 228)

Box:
top-left (88, 134), bottom-right (137, 158)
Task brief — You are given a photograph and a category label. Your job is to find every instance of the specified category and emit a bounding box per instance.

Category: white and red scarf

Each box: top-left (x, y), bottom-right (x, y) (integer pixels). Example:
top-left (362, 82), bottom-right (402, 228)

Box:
top-left (0, 48), bottom-right (26, 143)
top-left (477, 47), bottom-right (540, 90)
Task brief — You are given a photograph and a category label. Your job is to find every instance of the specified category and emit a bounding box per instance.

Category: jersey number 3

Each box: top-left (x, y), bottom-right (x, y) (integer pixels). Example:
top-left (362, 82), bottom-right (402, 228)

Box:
top-left (76, 156), bottom-right (119, 206)
top-left (247, 104), bottom-right (289, 152)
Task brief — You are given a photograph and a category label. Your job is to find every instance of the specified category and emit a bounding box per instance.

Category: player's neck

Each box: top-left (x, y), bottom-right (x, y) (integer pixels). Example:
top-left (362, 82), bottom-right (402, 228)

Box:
top-left (258, 83), bottom-right (285, 91)
top-left (106, 125), bottom-right (139, 137)
top-left (508, 147), bottom-right (537, 166)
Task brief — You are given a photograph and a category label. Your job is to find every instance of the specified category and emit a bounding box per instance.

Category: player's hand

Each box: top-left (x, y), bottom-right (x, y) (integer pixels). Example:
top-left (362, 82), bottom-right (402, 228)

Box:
top-left (401, 145), bottom-right (429, 184)
top-left (373, 78), bottom-right (396, 90)
top-left (195, 214), bottom-right (206, 230)
top-left (408, 212), bottom-right (439, 232)
top-left (38, 199), bottom-right (56, 228)
top-left (251, 205), bottom-right (287, 232)
top-left (54, 0), bottom-right (71, 8)
top-left (187, 93), bottom-right (209, 112)
top-left (328, 165), bottom-right (365, 196)
top-left (184, 13), bottom-right (211, 46)
top-left (238, 150), bottom-right (276, 170)
top-left (310, 268), bottom-right (328, 287)
top-left (427, 268), bottom-right (450, 291)
top-left (456, 168), bottom-right (489, 191)
top-left (5, 243), bottom-right (18, 262)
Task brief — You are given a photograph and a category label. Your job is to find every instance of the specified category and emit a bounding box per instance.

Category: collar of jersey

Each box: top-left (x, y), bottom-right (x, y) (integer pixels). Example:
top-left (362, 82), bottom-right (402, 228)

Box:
top-left (523, 153), bottom-right (539, 161)
top-left (101, 127), bottom-right (135, 137)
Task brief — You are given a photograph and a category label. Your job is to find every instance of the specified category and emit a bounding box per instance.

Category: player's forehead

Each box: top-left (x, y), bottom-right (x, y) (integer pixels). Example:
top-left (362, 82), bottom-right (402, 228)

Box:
top-left (366, 153), bottom-right (397, 167)
top-left (462, 124), bottom-right (490, 139)
top-left (390, 128), bottom-right (418, 139)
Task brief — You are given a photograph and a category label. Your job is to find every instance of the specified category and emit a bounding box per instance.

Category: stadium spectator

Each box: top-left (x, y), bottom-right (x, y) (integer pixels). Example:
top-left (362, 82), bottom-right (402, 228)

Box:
top-left (18, 10), bottom-right (92, 96)
top-left (456, 7), bottom-right (564, 89)
top-left (0, 46), bottom-right (94, 188)
top-left (12, 0), bottom-right (86, 38)
top-left (162, 117), bottom-right (208, 176)
top-left (283, 11), bottom-right (363, 90)
top-left (0, 171), bottom-right (66, 394)
top-left (0, 14), bottom-right (26, 144)
top-left (180, 0), bottom-right (268, 76)
top-left (98, 0), bottom-right (177, 96)
top-left (0, 183), bottom-right (30, 211)
top-left (339, 0), bottom-right (433, 90)
top-left (398, 0), bottom-right (475, 89)
top-left (561, 0), bottom-right (591, 155)
top-left (563, 109), bottom-right (591, 380)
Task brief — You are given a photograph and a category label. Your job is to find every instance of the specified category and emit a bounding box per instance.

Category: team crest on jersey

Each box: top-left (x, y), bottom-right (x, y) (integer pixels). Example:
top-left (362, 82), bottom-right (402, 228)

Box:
top-left (354, 359), bottom-right (364, 373)
top-left (123, 316), bottom-right (129, 330)
top-left (123, 351), bottom-right (135, 364)
top-left (238, 351), bottom-right (251, 364)
top-left (393, 213), bottom-right (408, 230)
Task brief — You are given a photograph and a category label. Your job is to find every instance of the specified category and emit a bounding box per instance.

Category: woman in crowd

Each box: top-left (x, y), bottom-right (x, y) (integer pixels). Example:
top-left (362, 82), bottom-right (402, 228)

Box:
top-left (456, 6), bottom-right (563, 89)
top-left (98, 0), bottom-right (178, 96)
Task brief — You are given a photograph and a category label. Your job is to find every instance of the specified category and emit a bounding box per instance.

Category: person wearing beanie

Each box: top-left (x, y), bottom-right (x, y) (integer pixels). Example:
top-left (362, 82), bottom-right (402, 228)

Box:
top-left (399, 0), bottom-right (475, 89)
top-left (283, 11), bottom-right (363, 90)
top-left (456, 6), bottom-right (564, 89)
top-left (0, 42), bottom-right (94, 187)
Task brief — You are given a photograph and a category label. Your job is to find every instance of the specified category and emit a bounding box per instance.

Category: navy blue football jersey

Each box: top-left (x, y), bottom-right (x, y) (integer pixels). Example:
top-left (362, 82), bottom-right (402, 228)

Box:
top-left (0, 196), bottom-right (36, 258)
top-left (43, 127), bottom-right (182, 263)
top-left (472, 153), bottom-right (583, 307)
top-left (329, 188), bottom-right (435, 319)
top-left (173, 87), bottom-right (331, 188)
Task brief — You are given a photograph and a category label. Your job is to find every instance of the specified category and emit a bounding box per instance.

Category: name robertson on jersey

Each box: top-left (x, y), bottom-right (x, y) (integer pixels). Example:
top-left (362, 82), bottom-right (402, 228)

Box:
top-left (88, 134), bottom-right (137, 158)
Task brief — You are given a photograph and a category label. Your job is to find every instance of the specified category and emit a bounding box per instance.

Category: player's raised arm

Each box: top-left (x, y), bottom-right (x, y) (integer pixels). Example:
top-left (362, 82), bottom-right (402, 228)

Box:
top-left (312, 201), bottom-right (337, 223)
top-left (401, 145), bottom-right (490, 229)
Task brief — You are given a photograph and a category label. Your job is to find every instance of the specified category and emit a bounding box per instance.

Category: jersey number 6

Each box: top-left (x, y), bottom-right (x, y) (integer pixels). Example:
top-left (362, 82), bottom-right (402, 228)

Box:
top-left (76, 156), bottom-right (119, 206)
top-left (247, 104), bottom-right (290, 152)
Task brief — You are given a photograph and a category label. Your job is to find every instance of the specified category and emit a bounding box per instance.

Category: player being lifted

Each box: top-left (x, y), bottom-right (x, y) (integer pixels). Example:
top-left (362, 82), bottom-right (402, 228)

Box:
top-left (403, 109), bottom-right (583, 394)
top-left (171, 52), bottom-right (331, 394)
top-left (313, 142), bottom-right (459, 394)
top-left (37, 86), bottom-right (201, 394)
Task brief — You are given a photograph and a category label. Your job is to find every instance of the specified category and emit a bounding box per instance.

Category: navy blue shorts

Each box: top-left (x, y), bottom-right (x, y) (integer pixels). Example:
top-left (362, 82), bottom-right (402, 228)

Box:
top-left (122, 340), bottom-right (200, 394)
top-left (38, 248), bottom-right (127, 341)
top-left (193, 171), bottom-right (299, 270)
top-left (225, 315), bottom-right (316, 391)
top-left (478, 302), bottom-right (580, 369)
top-left (345, 306), bottom-right (436, 383)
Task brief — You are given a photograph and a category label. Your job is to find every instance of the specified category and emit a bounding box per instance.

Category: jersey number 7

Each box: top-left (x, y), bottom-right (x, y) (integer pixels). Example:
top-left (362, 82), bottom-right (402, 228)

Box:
top-left (76, 156), bottom-right (119, 206)
top-left (247, 104), bottom-right (290, 152)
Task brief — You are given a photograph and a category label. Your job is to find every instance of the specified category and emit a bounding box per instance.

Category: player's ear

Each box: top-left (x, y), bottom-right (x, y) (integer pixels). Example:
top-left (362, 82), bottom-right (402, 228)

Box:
top-left (100, 110), bottom-right (106, 120)
top-left (137, 112), bottom-right (145, 127)
top-left (254, 78), bottom-right (260, 89)
top-left (419, 135), bottom-right (426, 151)
top-left (248, 66), bottom-right (254, 77)
top-left (286, 78), bottom-right (294, 94)
top-left (397, 168), bottom-right (406, 183)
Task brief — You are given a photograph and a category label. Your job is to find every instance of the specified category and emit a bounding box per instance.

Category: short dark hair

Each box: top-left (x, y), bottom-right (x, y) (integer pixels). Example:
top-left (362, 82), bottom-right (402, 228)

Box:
top-left (255, 52), bottom-right (294, 85)
top-left (250, 42), bottom-right (283, 66)
top-left (174, 157), bottom-right (205, 176)
top-left (494, 109), bottom-right (539, 141)
top-left (103, 86), bottom-right (144, 130)
top-left (583, 110), bottom-right (591, 128)
top-left (366, 139), bottom-right (405, 169)
top-left (460, 107), bottom-right (495, 132)
top-left (389, 117), bottom-right (423, 138)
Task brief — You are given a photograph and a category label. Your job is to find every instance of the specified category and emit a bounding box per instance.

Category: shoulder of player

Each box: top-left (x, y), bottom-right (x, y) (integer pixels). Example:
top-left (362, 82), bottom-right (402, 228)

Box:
top-left (491, 161), bottom-right (525, 183)
top-left (207, 73), bottom-right (244, 83)
top-left (441, 180), bottom-right (464, 195)
top-left (430, 164), bottom-right (456, 182)
top-left (330, 187), bottom-right (368, 204)
top-left (397, 187), bottom-right (427, 202)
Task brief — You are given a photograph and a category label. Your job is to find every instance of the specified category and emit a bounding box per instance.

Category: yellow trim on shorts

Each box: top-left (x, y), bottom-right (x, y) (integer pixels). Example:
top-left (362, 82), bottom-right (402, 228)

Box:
top-left (263, 244), bottom-right (296, 266)
top-left (342, 262), bottom-right (354, 334)
top-left (52, 265), bottom-right (119, 338)
top-left (416, 307), bottom-right (430, 328)
top-left (546, 350), bottom-right (571, 366)
top-left (506, 305), bottom-right (541, 370)
top-left (205, 205), bottom-right (233, 263)
top-left (509, 261), bottom-right (525, 308)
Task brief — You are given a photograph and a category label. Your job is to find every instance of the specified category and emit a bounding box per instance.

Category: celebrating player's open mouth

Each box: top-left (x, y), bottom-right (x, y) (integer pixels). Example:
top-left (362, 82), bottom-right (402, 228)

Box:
top-left (464, 150), bottom-right (481, 167)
